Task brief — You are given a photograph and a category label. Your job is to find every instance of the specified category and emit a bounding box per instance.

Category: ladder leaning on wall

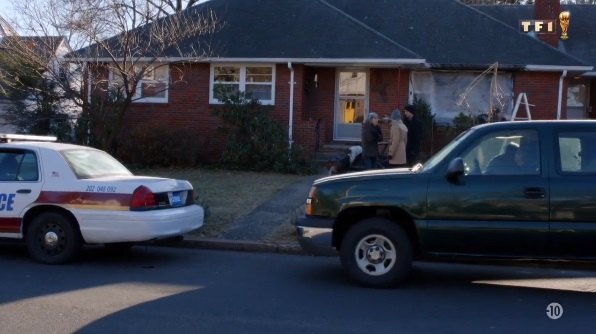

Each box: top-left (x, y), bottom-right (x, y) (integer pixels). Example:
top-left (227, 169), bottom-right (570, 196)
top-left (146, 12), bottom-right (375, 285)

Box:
top-left (511, 92), bottom-right (533, 121)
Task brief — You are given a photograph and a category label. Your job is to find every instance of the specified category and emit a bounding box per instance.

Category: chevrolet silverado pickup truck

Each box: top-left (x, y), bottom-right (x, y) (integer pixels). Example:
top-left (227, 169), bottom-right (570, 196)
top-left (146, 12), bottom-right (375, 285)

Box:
top-left (296, 120), bottom-right (596, 287)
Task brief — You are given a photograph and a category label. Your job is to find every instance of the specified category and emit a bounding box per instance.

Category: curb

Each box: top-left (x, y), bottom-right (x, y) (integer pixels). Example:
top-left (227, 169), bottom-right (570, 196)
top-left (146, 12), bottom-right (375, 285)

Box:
top-left (150, 237), bottom-right (307, 256)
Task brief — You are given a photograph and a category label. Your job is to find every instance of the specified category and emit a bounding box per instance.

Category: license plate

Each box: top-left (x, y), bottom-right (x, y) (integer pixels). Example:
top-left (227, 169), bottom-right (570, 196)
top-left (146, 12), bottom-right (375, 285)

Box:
top-left (169, 191), bottom-right (183, 207)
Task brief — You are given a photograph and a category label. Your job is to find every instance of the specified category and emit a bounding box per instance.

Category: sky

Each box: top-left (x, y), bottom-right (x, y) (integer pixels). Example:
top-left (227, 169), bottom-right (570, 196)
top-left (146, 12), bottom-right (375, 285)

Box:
top-left (0, 0), bottom-right (212, 33)
top-left (0, 0), bottom-right (12, 15)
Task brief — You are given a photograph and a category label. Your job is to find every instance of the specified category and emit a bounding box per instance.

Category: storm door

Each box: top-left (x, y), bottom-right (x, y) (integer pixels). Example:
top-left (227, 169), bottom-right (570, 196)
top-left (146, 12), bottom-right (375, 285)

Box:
top-left (334, 70), bottom-right (368, 141)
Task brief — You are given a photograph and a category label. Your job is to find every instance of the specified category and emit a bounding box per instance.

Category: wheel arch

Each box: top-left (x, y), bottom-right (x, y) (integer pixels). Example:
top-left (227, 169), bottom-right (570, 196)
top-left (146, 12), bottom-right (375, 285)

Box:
top-left (333, 206), bottom-right (420, 255)
top-left (22, 205), bottom-right (83, 241)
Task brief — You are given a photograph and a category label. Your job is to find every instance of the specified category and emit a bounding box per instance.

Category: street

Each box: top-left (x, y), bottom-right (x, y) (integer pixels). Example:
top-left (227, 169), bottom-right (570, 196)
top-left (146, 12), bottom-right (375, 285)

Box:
top-left (0, 242), bottom-right (595, 334)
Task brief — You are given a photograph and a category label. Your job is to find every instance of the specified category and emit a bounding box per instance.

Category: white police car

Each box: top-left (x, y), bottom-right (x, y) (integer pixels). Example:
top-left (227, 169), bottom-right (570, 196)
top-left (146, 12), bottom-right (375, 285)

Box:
top-left (0, 134), bottom-right (204, 264)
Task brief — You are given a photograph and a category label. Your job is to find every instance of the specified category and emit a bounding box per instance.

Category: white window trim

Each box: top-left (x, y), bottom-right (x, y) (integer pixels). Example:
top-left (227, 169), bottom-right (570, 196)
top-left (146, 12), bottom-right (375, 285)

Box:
top-left (209, 64), bottom-right (276, 105)
top-left (108, 64), bottom-right (169, 104)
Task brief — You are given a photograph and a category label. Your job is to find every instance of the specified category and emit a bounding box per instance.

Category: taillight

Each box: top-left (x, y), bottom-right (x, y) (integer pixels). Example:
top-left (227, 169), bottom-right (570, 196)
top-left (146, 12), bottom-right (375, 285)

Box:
top-left (305, 186), bottom-right (316, 215)
top-left (187, 190), bottom-right (195, 205)
top-left (130, 186), bottom-right (158, 210)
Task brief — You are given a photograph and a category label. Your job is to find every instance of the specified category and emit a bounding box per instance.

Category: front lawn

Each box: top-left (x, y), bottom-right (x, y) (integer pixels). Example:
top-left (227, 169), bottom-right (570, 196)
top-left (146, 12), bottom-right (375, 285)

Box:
top-left (133, 168), bottom-right (307, 238)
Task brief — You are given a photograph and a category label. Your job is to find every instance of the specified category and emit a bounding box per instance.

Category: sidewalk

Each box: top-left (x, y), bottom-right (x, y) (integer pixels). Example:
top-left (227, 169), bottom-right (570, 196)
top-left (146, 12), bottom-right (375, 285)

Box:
top-left (169, 172), bottom-right (326, 255)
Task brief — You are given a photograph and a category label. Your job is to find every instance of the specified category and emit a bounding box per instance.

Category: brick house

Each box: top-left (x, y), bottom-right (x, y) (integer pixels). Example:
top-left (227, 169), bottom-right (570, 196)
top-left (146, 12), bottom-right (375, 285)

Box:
top-left (82, 0), bottom-right (594, 162)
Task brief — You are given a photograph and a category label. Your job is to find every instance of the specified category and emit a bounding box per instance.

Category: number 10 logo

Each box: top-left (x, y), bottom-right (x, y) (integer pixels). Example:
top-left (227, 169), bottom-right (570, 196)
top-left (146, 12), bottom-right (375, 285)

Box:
top-left (546, 302), bottom-right (563, 320)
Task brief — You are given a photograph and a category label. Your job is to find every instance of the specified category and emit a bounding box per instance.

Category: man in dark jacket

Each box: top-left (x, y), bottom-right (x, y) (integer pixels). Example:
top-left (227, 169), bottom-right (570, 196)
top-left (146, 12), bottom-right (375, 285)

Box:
top-left (403, 105), bottom-right (422, 167)
top-left (361, 112), bottom-right (383, 169)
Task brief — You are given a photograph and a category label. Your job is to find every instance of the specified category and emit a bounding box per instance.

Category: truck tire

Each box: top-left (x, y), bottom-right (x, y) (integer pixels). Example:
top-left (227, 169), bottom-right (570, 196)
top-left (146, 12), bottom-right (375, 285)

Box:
top-left (340, 217), bottom-right (412, 287)
top-left (26, 212), bottom-right (82, 264)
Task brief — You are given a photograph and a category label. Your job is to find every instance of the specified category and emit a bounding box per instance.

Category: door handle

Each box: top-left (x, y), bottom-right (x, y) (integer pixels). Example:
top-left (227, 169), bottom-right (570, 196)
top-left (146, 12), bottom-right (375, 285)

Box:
top-left (16, 189), bottom-right (32, 194)
top-left (524, 187), bottom-right (545, 198)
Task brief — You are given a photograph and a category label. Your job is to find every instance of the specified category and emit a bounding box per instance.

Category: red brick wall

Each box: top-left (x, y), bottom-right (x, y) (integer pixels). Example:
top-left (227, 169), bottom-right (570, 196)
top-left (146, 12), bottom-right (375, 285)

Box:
top-left (370, 68), bottom-right (410, 141)
top-left (534, 0), bottom-right (561, 47)
top-left (303, 67), bottom-right (335, 144)
top-left (123, 63), bottom-right (227, 161)
top-left (513, 71), bottom-right (565, 120)
top-left (370, 68), bottom-right (410, 118)
top-left (123, 63), bottom-right (311, 162)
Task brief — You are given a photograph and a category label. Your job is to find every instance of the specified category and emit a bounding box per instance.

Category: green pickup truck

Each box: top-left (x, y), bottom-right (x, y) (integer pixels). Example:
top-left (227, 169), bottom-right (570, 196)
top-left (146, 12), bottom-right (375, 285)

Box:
top-left (296, 120), bottom-right (596, 287)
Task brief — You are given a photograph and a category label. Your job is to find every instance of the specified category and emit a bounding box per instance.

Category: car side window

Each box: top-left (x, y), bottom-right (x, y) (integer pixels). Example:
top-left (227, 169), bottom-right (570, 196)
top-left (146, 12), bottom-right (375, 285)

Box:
top-left (0, 151), bottom-right (23, 181)
top-left (461, 129), bottom-right (540, 176)
top-left (558, 131), bottom-right (596, 173)
top-left (17, 152), bottom-right (39, 181)
top-left (0, 150), bottom-right (39, 182)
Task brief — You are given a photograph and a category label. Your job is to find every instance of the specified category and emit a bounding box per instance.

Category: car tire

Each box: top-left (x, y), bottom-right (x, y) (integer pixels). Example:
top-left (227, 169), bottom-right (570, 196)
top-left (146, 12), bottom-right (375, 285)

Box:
top-left (340, 218), bottom-right (412, 288)
top-left (26, 212), bottom-right (82, 264)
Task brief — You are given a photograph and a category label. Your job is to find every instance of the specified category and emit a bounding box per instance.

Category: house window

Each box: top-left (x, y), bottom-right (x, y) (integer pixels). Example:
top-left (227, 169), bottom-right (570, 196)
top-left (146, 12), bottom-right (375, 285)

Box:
top-left (557, 131), bottom-right (596, 173)
top-left (210, 65), bottom-right (275, 105)
top-left (566, 78), bottom-right (588, 119)
top-left (109, 64), bottom-right (169, 103)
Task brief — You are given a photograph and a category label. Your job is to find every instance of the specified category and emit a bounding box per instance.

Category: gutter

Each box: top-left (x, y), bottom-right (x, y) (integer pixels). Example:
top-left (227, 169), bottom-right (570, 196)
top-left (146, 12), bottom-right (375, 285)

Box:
top-left (70, 57), bottom-right (428, 67)
top-left (525, 65), bottom-right (593, 72)
top-left (557, 70), bottom-right (567, 120)
top-left (580, 71), bottom-right (596, 77)
top-left (287, 62), bottom-right (295, 152)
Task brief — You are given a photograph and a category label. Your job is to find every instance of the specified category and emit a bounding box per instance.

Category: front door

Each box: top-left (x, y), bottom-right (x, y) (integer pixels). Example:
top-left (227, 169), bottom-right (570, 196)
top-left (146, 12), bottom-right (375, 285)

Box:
top-left (334, 70), bottom-right (368, 141)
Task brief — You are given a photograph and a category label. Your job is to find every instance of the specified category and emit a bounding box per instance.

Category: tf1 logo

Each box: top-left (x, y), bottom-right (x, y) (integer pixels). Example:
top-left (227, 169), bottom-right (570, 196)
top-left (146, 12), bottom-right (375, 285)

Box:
top-left (519, 11), bottom-right (570, 40)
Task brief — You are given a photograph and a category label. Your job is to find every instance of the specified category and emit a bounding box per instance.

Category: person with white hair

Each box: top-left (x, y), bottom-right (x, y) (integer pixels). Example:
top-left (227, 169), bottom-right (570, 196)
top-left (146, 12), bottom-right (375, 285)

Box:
top-left (387, 108), bottom-right (408, 167)
top-left (361, 112), bottom-right (383, 169)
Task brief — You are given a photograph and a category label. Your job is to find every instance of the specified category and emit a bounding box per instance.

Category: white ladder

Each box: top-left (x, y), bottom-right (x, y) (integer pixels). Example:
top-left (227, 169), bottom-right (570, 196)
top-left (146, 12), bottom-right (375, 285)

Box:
top-left (511, 93), bottom-right (533, 121)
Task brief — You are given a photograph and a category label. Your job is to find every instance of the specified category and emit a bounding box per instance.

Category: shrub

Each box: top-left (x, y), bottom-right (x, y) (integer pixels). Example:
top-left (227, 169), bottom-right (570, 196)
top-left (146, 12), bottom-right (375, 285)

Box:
top-left (214, 86), bottom-right (316, 174)
top-left (411, 96), bottom-right (435, 161)
top-left (116, 121), bottom-right (201, 168)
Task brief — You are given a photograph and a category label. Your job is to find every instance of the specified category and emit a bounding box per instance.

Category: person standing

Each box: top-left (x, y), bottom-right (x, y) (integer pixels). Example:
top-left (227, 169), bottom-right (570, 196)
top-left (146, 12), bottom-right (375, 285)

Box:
top-left (403, 104), bottom-right (422, 167)
top-left (387, 109), bottom-right (408, 167)
top-left (361, 112), bottom-right (383, 169)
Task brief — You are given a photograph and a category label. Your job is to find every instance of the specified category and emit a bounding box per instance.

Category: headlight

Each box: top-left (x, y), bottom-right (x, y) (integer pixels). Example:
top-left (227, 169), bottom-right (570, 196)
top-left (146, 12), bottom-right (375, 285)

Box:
top-left (305, 186), bottom-right (317, 215)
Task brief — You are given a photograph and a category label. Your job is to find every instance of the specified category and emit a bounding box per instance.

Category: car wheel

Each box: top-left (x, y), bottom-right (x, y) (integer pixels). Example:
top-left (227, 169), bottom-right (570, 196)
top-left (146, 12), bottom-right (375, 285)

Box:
top-left (340, 218), bottom-right (412, 287)
top-left (26, 212), bottom-right (82, 264)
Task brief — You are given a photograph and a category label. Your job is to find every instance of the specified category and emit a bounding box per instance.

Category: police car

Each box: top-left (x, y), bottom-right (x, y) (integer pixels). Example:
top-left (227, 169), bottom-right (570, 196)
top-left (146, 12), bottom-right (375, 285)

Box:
top-left (0, 134), bottom-right (204, 264)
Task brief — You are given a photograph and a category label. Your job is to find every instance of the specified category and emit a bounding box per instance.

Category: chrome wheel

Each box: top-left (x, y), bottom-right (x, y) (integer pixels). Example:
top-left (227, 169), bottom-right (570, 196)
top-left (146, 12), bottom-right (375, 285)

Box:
top-left (354, 234), bottom-right (396, 276)
top-left (340, 218), bottom-right (413, 287)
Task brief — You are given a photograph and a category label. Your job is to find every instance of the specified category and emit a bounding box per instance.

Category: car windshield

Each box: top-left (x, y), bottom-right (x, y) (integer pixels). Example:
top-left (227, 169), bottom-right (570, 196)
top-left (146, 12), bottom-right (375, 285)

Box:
top-left (61, 149), bottom-right (133, 179)
top-left (420, 128), bottom-right (473, 173)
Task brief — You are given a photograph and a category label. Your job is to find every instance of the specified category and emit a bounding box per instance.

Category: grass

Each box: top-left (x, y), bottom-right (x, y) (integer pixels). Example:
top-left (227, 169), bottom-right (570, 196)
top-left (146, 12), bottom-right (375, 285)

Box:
top-left (133, 168), bottom-right (308, 238)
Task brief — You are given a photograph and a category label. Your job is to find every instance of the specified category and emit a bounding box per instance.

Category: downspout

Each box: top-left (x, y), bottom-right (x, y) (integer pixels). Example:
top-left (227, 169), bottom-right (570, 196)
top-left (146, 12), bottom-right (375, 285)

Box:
top-left (397, 68), bottom-right (401, 106)
top-left (287, 62), bottom-right (295, 152)
top-left (557, 70), bottom-right (567, 120)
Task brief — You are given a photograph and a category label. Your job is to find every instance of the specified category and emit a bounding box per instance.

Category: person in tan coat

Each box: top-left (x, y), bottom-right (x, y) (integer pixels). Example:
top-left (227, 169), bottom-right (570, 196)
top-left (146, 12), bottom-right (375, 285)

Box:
top-left (388, 109), bottom-right (408, 167)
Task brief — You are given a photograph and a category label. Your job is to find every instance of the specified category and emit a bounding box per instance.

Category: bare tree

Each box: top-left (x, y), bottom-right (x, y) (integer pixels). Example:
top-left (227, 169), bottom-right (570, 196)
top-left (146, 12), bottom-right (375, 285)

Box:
top-left (0, 0), bottom-right (219, 151)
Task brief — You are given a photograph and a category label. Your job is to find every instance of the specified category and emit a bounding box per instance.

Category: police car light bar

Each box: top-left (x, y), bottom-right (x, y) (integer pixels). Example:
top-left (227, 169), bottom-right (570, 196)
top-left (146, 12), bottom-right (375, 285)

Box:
top-left (0, 134), bottom-right (58, 143)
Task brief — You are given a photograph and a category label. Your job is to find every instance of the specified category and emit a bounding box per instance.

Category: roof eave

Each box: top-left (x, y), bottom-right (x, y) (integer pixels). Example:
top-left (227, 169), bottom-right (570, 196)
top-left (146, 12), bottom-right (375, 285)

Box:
top-left (70, 57), bottom-right (429, 68)
top-left (525, 65), bottom-right (594, 73)
top-left (428, 63), bottom-right (525, 71)
top-left (579, 71), bottom-right (596, 77)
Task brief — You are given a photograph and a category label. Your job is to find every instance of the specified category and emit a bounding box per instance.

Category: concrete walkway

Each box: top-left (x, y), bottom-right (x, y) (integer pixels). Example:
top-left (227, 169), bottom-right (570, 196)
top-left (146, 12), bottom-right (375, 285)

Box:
top-left (171, 172), bottom-right (327, 254)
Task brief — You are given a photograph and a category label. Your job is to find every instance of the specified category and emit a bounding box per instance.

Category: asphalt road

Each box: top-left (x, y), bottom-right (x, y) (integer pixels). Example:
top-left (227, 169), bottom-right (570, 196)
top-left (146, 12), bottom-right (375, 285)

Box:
top-left (0, 243), bottom-right (595, 334)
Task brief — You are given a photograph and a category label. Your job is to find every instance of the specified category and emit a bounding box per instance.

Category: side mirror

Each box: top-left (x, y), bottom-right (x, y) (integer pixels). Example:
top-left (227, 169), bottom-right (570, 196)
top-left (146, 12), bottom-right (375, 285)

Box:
top-left (446, 157), bottom-right (465, 182)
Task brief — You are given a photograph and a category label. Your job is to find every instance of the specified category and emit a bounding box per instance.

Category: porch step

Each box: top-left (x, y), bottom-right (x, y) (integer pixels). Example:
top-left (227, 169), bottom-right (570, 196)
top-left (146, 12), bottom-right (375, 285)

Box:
top-left (314, 142), bottom-right (360, 162)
